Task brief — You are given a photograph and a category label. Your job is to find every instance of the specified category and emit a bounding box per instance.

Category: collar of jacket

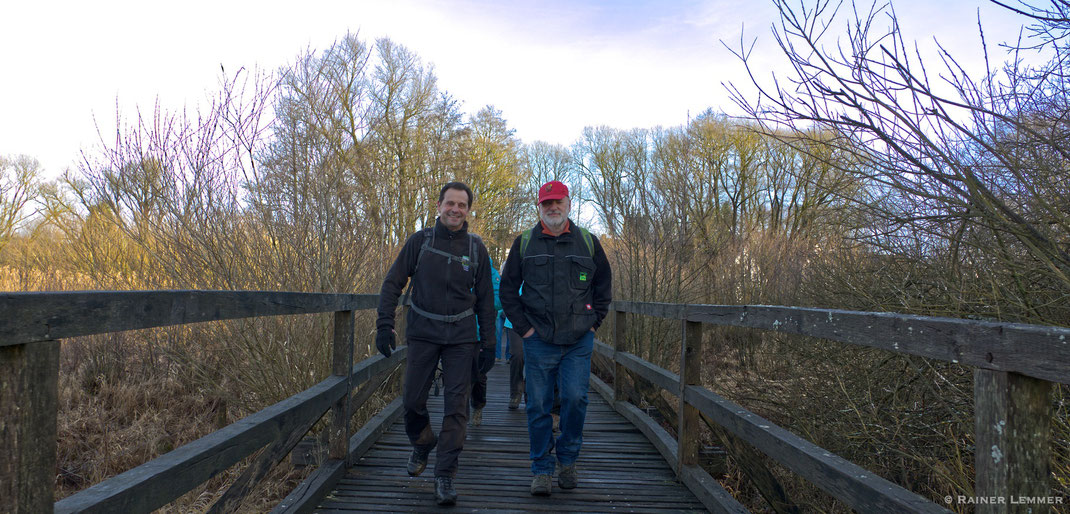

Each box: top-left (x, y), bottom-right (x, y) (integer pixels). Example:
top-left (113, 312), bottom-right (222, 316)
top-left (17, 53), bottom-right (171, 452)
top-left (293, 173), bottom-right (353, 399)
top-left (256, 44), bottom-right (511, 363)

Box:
top-left (434, 217), bottom-right (469, 239)
top-left (534, 218), bottom-right (575, 239)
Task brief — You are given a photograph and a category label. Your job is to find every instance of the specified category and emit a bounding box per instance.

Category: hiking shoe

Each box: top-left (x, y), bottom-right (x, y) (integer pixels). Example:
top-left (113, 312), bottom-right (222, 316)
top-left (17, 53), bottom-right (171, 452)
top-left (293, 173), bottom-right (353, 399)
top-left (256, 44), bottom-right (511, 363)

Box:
top-left (558, 463), bottom-right (578, 489)
top-left (530, 474), bottom-right (552, 496)
top-left (508, 393), bottom-right (521, 410)
top-left (471, 407), bottom-right (483, 426)
top-left (434, 476), bottom-right (458, 505)
top-left (407, 437), bottom-right (436, 476)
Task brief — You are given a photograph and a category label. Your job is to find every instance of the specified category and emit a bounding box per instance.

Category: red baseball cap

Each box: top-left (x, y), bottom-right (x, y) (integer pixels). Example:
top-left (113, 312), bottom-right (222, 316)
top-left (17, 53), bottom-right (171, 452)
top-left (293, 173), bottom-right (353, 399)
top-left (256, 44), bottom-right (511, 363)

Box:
top-left (538, 180), bottom-right (569, 203)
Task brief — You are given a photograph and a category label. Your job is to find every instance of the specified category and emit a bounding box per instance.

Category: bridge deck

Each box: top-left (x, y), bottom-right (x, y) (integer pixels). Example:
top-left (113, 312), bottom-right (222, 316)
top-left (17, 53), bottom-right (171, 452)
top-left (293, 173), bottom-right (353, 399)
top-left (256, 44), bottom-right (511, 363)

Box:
top-left (315, 364), bottom-right (707, 512)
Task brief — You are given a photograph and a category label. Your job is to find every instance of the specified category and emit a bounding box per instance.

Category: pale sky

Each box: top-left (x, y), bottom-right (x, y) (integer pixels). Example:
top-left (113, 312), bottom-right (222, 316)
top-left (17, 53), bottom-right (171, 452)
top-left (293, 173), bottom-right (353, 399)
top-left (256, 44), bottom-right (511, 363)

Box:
top-left (1, 0), bottom-right (1029, 179)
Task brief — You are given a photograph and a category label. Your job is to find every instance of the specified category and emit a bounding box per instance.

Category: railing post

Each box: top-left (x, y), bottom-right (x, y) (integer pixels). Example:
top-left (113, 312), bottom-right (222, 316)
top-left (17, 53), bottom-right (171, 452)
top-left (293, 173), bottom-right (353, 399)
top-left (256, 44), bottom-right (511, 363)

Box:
top-left (678, 311), bottom-right (702, 473)
top-left (1, 340), bottom-right (60, 513)
top-left (613, 307), bottom-right (627, 403)
top-left (974, 369), bottom-right (1052, 513)
top-left (330, 311), bottom-right (355, 463)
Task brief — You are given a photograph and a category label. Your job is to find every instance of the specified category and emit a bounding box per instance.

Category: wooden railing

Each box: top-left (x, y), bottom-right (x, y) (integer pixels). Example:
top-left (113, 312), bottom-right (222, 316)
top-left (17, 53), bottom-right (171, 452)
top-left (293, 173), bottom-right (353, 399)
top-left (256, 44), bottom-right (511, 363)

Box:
top-left (5, 292), bottom-right (1066, 513)
top-left (0, 291), bottom-right (403, 513)
top-left (596, 302), bottom-right (1069, 513)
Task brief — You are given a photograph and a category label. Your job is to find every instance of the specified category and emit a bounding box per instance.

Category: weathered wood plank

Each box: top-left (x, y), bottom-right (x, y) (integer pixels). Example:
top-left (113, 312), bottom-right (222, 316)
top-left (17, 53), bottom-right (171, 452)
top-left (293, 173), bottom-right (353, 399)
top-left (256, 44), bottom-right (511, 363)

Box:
top-left (974, 370), bottom-right (1053, 514)
top-left (320, 366), bottom-right (708, 512)
top-left (54, 351), bottom-right (402, 513)
top-left (615, 349), bottom-right (681, 396)
top-left (272, 397), bottom-right (404, 514)
top-left (614, 308), bottom-right (628, 402)
top-left (687, 304), bottom-right (1070, 384)
top-left (677, 465), bottom-right (750, 514)
top-left (1, 291), bottom-right (379, 346)
top-left (613, 301), bottom-right (687, 320)
top-left (590, 374), bottom-right (678, 471)
top-left (0, 340), bottom-right (60, 514)
top-left (679, 319), bottom-right (701, 470)
top-left (330, 311), bottom-right (354, 462)
top-left (684, 385), bottom-right (948, 513)
top-left (584, 374), bottom-right (748, 513)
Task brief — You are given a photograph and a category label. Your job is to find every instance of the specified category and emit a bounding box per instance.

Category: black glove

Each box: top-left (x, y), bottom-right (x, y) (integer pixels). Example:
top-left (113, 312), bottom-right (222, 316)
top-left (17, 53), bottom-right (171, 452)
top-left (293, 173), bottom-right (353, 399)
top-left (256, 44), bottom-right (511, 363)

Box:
top-left (376, 329), bottom-right (395, 357)
top-left (478, 345), bottom-right (495, 374)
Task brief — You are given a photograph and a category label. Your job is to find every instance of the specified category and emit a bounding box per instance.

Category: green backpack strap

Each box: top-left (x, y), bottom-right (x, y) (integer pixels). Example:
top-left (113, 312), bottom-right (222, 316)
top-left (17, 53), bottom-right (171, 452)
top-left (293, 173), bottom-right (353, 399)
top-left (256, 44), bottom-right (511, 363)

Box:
top-left (578, 226), bottom-right (593, 257)
top-left (520, 226), bottom-right (593, 257)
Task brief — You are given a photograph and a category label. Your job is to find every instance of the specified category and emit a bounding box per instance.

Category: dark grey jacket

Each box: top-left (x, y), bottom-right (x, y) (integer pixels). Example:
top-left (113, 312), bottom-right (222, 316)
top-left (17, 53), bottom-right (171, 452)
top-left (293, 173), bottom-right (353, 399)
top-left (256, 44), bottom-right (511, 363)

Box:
top-left (499, 220), bottom-right (612, 345)
top-left (377, 218), bottom-right (495, 346)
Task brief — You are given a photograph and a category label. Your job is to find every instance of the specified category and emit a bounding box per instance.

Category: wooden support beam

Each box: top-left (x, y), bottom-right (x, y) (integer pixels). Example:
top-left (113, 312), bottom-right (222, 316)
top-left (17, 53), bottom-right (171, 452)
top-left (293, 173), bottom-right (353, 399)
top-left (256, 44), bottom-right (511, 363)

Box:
top-left (974, 369), bottom-right (1053, 514)
top-left (330, 311), bottom-right (354, 462)
top-left (613, 308), bottom-right (628, 403)
top-left (678, 318), bottom-right (701, 471)
top-left (0, 340), bottom-right (60, 514)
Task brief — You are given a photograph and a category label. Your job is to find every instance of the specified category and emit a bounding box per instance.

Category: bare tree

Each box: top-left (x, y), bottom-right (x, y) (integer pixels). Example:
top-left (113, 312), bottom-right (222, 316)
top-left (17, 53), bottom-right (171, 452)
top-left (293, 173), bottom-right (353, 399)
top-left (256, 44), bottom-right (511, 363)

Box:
top-left (729, 0), bottom-right (1070, 322)
top-left (0, 154), bottom-right (41, 254)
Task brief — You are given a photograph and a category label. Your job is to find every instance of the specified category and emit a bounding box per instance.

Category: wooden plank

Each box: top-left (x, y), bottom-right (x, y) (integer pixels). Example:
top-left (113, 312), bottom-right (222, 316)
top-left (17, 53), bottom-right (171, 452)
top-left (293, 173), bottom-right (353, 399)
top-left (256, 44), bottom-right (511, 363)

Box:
top-left (319, 366), bottom-right (709, 512)
top-left (273, 397), bottom-right (404, 514)
top-left (54, 352), bottom-right (402, 513)
top-left (272, 459), bottom-right (346, 514)
top-left (684, 386), bottom-right (948, 513)
top-left (347, 396), bottom-right (405, 463)
top-left (0, 340), bottom-right (60, 514)
top-left (687, 304), bottom-right (1070, 384)
top-left (206, 401), bottom-right (328, 514)
top-left (613, 301), bottom-right (687, 320)
top-left (616, 349), bottom-right (680, 396)
top-left (614, 308), bottom-right (628, 402)
top-left (0, 291), bottom-right (378, 346)
top-left (974, 370), bottom-right (1053, 514)
top-left (679, 319), bottom-right (701, 470)
top-left (595, 376), bottom-right (679, 471)
top-left (330, 311), bottom-right (354, 462)
top-left (581, 374), bottom-right (748, 513)
top-left (677, 465), bottom-right (750, 514)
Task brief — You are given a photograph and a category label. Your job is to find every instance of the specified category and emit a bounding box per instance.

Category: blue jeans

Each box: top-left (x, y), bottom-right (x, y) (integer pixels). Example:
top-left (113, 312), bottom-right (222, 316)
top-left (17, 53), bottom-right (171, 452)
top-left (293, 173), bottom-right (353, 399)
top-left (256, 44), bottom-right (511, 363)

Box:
top-left (523, 330), bottom-right (594, 475)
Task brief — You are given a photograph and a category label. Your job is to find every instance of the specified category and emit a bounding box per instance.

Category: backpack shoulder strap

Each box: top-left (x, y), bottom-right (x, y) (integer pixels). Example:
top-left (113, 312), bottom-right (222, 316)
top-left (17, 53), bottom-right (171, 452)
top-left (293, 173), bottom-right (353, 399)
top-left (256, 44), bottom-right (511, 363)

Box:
top-left (578, 226), bottom-right (594, 257)
top-left (520, 227), bottom-right (536, 257)
top-left (468, 233), bottom-right (481, 275)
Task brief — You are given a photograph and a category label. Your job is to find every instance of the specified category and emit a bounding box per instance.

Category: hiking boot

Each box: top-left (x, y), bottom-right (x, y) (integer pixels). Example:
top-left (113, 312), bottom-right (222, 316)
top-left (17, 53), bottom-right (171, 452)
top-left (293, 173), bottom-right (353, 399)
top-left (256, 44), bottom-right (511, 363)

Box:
top-left (508, 393), bottom-right (521, 410)
top-left (530, 473), bottom-right (552, 496)
top-left (434, 476), bottom-right (458, 505)
top-left (558, 463), bottom-right (578, 489)
top-left (470, 407), bottom-right (483, 426)
top-left (407, 437), bottom-right (436, 476)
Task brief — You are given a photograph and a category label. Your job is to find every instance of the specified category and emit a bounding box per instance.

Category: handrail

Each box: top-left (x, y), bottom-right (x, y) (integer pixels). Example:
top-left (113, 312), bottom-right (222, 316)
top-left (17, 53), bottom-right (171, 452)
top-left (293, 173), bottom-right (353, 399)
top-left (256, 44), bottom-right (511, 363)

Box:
top-left (1, 290), bottom-right (378, 346)
top-left (0, 290), bottom-right (391, 514)
top-left (54, 350), bottom-right (405, 513)
top-left (5, 292), bottom-right (1060, 513)
top-left (614, 301), bottom-right (1070, 384)
top-left (602, 301), bottom-right (1063, 513)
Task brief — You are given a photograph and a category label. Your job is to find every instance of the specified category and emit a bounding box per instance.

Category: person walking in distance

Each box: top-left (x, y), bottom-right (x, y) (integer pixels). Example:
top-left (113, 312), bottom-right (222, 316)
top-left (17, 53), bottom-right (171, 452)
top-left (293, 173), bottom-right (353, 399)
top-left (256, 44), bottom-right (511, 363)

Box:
top-left (375, 181), bottom-right (496, 506)
top-left (499, 180), bottom-right (612, 496)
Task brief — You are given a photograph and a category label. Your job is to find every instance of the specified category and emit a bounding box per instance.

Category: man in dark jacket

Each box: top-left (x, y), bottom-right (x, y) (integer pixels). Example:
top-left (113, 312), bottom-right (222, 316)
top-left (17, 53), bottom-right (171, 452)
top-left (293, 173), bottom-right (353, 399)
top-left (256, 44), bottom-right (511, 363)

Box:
top-left (376, 181), bottom-right (496, 506)
top-left (499, 180), bottom-right (612, 497)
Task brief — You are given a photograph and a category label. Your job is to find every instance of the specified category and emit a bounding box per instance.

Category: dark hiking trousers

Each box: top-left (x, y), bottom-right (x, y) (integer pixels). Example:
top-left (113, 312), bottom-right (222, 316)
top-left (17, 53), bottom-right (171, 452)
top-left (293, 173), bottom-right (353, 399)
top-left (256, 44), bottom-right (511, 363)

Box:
top-left (471, 357), bottom-right (487, 410)
top-left (505, 327), bottom-right (525, 398)
top-left (506, 327), bottom-right (559, 413)
top-left (404, 339), bottom-right (479, 477)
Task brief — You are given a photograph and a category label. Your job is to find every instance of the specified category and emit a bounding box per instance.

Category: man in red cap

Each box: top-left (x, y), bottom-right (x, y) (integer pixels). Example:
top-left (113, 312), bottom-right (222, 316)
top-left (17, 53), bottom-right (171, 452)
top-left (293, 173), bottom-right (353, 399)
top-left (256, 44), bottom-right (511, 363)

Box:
top-left (499, 180), bottom-right (613, 497)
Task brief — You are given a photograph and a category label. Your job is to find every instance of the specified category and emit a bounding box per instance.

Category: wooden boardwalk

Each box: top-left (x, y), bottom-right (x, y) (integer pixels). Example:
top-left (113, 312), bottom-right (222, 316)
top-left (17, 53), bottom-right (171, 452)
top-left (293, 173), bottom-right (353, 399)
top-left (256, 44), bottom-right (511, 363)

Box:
top-left (315, 363), bottom-right (708, 512)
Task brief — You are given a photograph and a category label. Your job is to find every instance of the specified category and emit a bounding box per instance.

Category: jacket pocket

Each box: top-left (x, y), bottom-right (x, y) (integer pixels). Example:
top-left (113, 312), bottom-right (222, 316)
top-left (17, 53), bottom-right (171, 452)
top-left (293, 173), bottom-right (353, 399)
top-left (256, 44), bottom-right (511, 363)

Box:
top-left (523, 255), bottom-right (552, 285)
top-left (568, 256), bottom-right (596, 291)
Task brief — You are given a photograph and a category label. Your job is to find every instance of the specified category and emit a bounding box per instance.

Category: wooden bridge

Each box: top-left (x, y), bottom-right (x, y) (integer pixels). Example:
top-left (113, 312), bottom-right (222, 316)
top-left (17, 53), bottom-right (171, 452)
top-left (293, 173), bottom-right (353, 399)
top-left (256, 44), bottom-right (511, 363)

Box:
top-left (3, 291), bottom-right (1067, 512)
